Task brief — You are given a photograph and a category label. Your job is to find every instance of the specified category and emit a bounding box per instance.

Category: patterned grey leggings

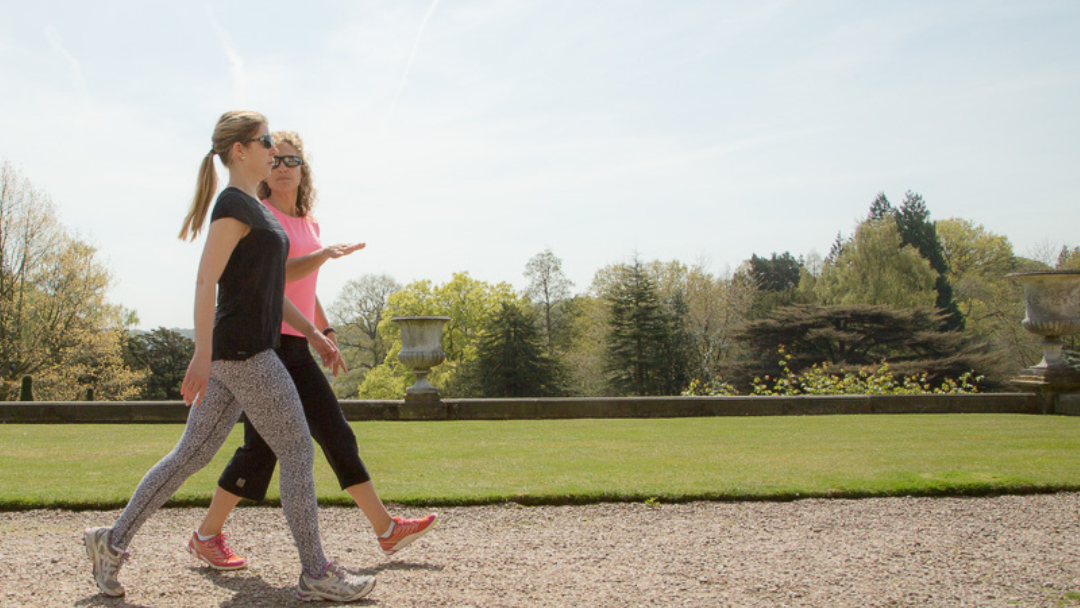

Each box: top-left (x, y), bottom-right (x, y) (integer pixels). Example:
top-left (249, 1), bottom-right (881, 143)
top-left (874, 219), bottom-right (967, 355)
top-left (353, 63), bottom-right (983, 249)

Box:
top-left (110, 349), bottom-right (327, 575)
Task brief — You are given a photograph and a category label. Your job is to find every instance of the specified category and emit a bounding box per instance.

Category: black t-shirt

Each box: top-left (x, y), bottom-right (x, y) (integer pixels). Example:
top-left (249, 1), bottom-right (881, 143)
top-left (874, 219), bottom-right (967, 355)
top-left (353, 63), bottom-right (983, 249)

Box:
top-left (209, 187), bottom-right (290, 361)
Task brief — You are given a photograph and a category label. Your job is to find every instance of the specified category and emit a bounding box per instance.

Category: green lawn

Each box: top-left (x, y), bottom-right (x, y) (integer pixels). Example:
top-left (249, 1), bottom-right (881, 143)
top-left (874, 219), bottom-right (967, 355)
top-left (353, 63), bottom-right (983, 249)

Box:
top-left (1, 414), bottom-right (1079, 510)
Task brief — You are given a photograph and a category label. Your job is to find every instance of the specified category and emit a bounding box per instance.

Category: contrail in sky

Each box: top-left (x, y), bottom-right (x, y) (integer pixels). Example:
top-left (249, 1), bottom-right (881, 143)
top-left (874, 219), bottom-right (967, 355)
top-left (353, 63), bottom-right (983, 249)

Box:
top-left (44, 25), bottom-right (86, 96)
top-left (389, 0), bottom-right (442, 116)
top-left (206, 5), bottom-right (247, 106)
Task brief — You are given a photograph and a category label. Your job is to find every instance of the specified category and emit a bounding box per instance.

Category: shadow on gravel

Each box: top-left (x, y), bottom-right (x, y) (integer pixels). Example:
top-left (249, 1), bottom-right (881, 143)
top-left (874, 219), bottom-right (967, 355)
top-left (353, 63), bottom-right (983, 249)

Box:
top-left (196, 569), bottom-right (306, 607)
top-left (75, 595), bottom-right (155, 608)
top-left (194, 567), bottom-right (381, 607)
top-left (350, 560), bottom-right (445, 577)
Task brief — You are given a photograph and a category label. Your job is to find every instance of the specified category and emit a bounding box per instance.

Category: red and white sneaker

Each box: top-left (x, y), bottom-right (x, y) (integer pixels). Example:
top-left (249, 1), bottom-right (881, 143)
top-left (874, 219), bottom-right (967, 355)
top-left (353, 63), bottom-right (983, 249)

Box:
top-left (187, 531), bottom-right (248, 570)
top-left (379, 514), bottom-right (437, 556)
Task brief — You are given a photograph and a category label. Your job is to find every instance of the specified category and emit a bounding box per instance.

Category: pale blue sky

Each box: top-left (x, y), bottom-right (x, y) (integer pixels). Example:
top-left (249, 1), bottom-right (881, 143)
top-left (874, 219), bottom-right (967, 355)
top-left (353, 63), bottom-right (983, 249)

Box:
top-left (1, 1), bottom-right (1077, 329)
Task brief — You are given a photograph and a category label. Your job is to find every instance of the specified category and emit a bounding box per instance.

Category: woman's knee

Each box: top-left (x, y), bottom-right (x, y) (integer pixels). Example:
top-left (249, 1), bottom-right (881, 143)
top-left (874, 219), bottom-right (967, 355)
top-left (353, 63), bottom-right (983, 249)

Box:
top-left (276, 432), bottom-right (315, 467)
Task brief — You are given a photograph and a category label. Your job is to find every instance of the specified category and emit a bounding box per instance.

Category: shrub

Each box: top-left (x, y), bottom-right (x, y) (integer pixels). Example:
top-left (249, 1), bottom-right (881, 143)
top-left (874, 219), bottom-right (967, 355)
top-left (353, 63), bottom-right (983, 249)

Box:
top-left (685, 346), bottom-right (982, 396)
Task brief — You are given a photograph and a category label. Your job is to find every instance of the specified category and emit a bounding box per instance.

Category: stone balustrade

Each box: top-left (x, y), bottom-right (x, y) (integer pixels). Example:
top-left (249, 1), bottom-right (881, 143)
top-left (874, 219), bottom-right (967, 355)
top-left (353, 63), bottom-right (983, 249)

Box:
top-left (0, 393), bottom-right (1044, 424)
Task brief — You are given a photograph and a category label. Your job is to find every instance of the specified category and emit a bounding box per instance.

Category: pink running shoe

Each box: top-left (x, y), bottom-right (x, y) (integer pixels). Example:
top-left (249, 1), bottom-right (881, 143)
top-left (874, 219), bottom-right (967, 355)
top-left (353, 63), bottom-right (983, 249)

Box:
top-left (379, 514), bottom-right (437, 556)
top-left (187, 531), bottom-right (248, 570)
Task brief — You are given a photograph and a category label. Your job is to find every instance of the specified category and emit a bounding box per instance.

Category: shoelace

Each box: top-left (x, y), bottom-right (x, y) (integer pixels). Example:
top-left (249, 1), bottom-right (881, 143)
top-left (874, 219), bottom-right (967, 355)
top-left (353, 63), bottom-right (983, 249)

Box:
top-left (321, 561), bottom-right (370, 588)
top-left (103, 549), bottom-right (129, 575)
top-left (208, 533), bottom-right (238, 560)
top-left (394, 518), bottom-right (425, 536)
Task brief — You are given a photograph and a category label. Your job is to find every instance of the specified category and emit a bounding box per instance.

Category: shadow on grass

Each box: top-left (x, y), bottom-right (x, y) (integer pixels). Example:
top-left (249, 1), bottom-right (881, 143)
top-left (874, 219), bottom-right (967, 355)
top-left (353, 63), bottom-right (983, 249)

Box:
top-left (10, 482), bottom-right (1080, 513)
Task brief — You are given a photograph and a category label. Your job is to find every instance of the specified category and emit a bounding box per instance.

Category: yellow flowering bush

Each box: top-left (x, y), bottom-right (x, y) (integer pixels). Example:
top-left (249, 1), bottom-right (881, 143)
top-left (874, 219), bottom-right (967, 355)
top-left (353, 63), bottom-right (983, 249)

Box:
top-left (683, 346), bottom-right (982, 397)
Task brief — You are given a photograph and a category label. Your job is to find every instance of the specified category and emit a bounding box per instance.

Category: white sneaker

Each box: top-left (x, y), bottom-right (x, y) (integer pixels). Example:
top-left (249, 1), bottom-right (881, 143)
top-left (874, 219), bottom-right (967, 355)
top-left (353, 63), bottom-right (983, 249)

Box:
top-left (296, 561), bottom-right (376, 602)
top-left (83, 527), bottom-right (128, 597)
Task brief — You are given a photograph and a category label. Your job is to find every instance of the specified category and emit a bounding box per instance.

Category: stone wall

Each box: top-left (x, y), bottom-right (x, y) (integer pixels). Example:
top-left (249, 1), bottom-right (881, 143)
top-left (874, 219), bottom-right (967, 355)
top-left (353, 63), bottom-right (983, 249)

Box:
top-left (0, 393), bottom-right (1042, 423)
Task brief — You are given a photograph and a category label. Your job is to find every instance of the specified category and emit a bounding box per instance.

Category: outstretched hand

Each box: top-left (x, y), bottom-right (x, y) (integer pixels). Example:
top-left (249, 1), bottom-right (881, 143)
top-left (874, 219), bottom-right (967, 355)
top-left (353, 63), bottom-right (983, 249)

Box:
top-left (323, 243), bottom-right (365, 260)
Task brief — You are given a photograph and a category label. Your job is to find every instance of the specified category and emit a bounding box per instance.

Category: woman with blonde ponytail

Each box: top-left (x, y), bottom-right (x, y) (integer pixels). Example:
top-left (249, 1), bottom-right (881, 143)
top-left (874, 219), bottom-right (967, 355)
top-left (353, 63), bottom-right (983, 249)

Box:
top-left (83, 111), bottom-right (376, 603)
top-left (188, 131), bottom-right (436, 572)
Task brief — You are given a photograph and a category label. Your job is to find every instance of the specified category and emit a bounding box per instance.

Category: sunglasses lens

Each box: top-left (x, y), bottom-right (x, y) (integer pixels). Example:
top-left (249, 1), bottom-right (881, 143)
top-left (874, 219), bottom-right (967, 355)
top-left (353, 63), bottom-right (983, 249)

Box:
top-left (262, 135), bottom-right (274, 149)
top-left (272, 156), bottom-right (303, 168)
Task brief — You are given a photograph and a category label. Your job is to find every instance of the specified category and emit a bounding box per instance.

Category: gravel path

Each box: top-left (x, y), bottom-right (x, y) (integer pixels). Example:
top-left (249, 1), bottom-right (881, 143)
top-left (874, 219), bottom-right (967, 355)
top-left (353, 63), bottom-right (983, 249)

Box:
top-left (3, 493), bottom-right (1080, 607)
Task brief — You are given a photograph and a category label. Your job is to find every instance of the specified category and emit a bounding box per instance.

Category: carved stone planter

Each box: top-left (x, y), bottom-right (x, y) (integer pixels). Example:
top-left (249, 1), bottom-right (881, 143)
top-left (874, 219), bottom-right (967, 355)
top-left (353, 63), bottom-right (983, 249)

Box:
top-left (1007, 270), bottom-right (1080, 389)
top-left (393, 316), bottom-right (450, 402)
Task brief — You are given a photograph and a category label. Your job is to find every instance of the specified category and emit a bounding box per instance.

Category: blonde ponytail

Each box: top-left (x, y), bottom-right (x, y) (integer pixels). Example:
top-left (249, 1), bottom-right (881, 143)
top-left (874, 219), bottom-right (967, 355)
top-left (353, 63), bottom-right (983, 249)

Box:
top-left (179, 152), bottom-right (218, 240)
top-left (177, 110), bottom-right (267, 241)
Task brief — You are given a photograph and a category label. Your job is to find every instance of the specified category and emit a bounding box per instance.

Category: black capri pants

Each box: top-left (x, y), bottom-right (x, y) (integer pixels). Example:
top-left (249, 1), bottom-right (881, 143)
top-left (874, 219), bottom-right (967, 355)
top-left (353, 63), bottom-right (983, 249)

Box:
top-left (217, 334), bottom-right (371, 501)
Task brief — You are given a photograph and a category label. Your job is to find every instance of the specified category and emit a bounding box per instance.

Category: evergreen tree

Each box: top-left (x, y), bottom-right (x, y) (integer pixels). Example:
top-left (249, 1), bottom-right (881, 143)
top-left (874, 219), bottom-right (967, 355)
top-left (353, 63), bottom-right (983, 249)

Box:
top-left (1057, 245), bottom-right (1080, 270)
top-left (604, 261), bottom-right (689, 395)
top-left (896, 191), bottom-right (964, 330)
top-left (465, 302), bottom-right (562, 397)
top-left (748, 252), bottom-right (803, 292)
top-left (727, 304), bottom-right (997, 390)
top-left (827, 232), bottom-right (845, 262)
top-left (656, 289), bottom-right (695, 394)
top-left (868, 192), bottom-right (894, 221)
top-left (123, 327), bottom-right (195, 400)
top-left (745, 252), bottom-right (808, 319)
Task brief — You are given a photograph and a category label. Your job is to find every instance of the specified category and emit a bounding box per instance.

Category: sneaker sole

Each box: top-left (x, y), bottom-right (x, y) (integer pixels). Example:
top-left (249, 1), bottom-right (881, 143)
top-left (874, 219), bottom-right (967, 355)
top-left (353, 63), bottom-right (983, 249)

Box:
top-left (297, 578), bottom-right (376, 602)
top-left (84, 529), bottom-right (124, 597)
top-left (381, 517), bottom-right (437, 557)
top-left (186, 543), bottom-right (249, 571)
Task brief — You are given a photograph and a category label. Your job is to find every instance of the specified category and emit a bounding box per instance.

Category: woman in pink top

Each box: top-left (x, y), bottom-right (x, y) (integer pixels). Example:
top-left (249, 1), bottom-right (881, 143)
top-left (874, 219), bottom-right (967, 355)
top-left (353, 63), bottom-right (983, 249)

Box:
top-left (187, 131), bottom-right (436, 571)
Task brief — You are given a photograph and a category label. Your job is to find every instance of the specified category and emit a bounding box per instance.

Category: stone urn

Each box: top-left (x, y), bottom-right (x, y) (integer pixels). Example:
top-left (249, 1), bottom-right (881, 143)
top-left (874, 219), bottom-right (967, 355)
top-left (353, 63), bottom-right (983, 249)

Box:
top-left (1007, 270), bottom-right (1080, 386)
top-left (393, 316), bottom-right (450, 400)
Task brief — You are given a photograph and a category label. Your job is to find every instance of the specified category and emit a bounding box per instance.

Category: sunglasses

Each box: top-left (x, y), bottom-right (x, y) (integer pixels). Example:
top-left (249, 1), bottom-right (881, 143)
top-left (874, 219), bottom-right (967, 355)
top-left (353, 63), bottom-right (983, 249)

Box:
top-left (242, 134), bottom-right (275, 149)
top-left (272, 155), bottom-right (304, 168)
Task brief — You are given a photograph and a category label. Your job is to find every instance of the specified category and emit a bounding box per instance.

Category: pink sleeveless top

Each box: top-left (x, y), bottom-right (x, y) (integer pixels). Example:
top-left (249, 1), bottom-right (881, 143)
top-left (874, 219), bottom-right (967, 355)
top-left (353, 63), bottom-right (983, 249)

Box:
top-left (262, 200), bottom-right (320, 337)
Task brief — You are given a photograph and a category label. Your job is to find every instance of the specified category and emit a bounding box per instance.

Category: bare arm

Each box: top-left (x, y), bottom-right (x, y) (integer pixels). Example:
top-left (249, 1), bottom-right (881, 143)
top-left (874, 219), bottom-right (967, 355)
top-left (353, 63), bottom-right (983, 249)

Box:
top-left (314, 296), bottom-right (329, 332)
top-left (314, 296), bottom-right (347, 376)
top-left (284, 242), bottom-right (366, 282)
top-left (283, 294), bottom-right (344, 372)
top-left (181, 218), bottom-right (249, 407)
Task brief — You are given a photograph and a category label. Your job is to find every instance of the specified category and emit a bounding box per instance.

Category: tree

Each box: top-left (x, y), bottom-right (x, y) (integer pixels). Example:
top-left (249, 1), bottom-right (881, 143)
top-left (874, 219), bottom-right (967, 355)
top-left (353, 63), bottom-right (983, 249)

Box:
top-left (327, 274), bottom-right (401, 398)
top-left (0, 161), bottom-right (142, 400)
top-left (123, 328), bottom-right (195, 400)
top-left (682, 264), bottom-right (756, 380)
top-left (1057, 245), bottom-right (1080, 270)
top-left (523, 249), bottom-right (574, 357)
top-left (814, 219), bottom-right (939, 309)
top-left (357, 272), bottom-right (523, 398)
top-left (936, 218), bottom-right (1041, 377)
top-left (827, 232), bottom-right (845, 262)
top-left (656, 287), bottom-right (695, 394)
top-left (896, 191), bottom-right (964, 330)
top-left (868, 192), bottom-right (894, 221)
top-left (748, 252), bottom-right (802, 292)
top-left (603, 260), bottom-right (691, 396)
top-left (727, 304), bottom-right (997, 390)
top-left (583, 259), bottom-right (756, 395)
top-left (458, 302), bottom-right (563, 397)
top-left (745, 252), bottom-right (808, 318)
top-left (559, 295), bottom-right (610, 396)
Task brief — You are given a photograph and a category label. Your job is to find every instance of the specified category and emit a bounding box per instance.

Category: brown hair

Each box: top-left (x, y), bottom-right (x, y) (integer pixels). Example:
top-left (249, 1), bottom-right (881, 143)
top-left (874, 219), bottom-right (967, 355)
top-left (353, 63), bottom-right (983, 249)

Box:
top-left (178, 110), bottom-right (267, 240)
top-left (257, 130), bottom-right (317, 218)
